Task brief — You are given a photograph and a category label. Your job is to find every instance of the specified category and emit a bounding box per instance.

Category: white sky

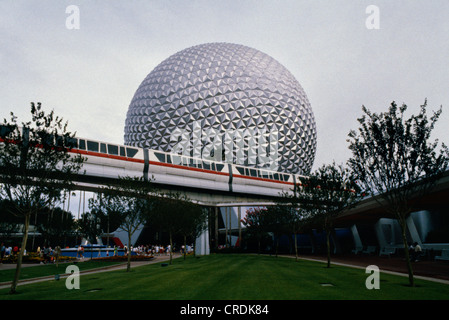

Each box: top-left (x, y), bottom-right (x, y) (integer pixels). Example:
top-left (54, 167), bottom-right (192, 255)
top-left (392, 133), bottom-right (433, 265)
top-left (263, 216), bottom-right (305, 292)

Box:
top-left (1, 0), bottom-right (449, 214)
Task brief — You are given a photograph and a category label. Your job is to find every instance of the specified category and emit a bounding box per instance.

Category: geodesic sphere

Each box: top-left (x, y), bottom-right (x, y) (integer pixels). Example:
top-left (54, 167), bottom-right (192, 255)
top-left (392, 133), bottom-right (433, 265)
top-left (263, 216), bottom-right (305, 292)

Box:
top-left (124, 42), bottom-right (317, 174)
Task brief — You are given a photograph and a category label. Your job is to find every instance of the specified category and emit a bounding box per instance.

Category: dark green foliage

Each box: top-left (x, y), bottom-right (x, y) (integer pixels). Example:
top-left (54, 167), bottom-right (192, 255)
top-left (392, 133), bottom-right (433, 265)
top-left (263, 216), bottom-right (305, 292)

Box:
top-left (0, 102), bottom-right (85, 293)
top-left (89, 176), bottom-right (155, 271)
top-left (347, 100), bottom-right (449, 286)
top-left (295, 162), bottom-right (362, 267)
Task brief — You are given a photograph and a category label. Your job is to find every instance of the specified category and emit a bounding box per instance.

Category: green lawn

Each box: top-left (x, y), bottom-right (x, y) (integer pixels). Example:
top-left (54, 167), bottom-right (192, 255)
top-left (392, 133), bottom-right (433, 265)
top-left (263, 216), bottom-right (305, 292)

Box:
top-left (1, 254), bottom-right (448, 300)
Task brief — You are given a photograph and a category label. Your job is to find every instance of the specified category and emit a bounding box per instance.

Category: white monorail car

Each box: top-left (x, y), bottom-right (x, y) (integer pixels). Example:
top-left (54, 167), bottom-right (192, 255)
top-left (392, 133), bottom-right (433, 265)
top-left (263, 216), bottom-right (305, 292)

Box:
top-left (68, 136), bottom-right (305, 198)
top-left (0, 125), bottom-right (303, 198)
top-left (68, 136), bottom-right (306, 199)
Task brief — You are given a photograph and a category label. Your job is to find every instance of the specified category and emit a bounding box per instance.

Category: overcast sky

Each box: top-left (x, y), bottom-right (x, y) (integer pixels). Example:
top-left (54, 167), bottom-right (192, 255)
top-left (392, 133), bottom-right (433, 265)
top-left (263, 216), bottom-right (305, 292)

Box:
top-left (1, 1), bottom-right (449, 214)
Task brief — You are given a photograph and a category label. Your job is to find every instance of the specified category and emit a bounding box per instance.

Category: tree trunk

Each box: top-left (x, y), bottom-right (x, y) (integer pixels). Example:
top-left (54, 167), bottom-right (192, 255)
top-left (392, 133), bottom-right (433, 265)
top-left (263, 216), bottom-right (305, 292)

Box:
top-left (294, 233), bottom-right (298, 262)
top-left (127, 233), bottom-right (132, 272)
top-left (399, 216), bottom-right (414, 286)
top-left (275, 236), bottom-right (279, 258)
top-left (10, 213), bottom-right (30, 294)
top-left (225, 207), bottom-right (228, 248)
top-left (215, 207), bottom-right (218, 250)
top-left (274, 234), bottom-right (279, 258)
top-left (326, 229), bottom-right (331, 268)
top-left (183, 235), bottom-right (187, 260)
top-left (169, 232), bottom-right (173, 265)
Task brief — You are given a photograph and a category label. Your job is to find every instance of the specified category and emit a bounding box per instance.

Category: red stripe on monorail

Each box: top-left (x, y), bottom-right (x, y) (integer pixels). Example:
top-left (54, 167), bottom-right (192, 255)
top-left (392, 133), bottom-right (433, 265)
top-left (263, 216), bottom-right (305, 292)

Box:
top-left (148, 160), bottom-right (230, 177)
top-left (233, 174), bottom-right (294, 186)
top-left (68, 148), bottom-right (292, 186)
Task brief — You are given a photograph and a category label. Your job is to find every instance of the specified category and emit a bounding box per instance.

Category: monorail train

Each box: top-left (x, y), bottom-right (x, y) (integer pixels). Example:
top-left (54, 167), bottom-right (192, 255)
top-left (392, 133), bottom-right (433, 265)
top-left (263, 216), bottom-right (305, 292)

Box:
top-left (0, 124), bottom-right (304, 199)
top-left (69, 136), bottom-right (304, 198)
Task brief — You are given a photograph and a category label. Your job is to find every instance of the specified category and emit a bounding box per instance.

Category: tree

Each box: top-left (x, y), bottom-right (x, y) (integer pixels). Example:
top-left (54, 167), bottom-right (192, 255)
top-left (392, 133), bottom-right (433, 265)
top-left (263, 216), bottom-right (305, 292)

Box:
top-left (92, 176), bottom-right (154, 272)
top-left (0, 199), bottom-right (22, 244)
top-left (272, 192), bottom-right (312, 261)
top-left (78, 198), bottom-right (122, 249)
top-left (297, 162), bottom-right (361, 268)
top-left (76, 209), bottom-right (104, 258)
top-left (0, 103), bottom-right (84, 294)
top-left (148, 192), bottom-right (197, 264)
top-left (36, 206), bottom-right (75, 248)
top-left (347, 100), bottom-right (449, 286)
top-left (178, 201), bottom-right (208, 259)
top-left (265, 204), bottom-right (290, 257)
top-left (241, 207), bottom-right (270, 254)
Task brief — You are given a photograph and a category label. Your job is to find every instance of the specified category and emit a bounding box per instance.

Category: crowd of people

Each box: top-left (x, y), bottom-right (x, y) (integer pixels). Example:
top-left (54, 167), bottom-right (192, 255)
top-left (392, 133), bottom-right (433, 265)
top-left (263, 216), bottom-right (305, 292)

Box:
top-left (73, 243), bottom-right (194, 259)
top-left (1, 243), bottom-right (26, 263)
top-left (0, 241), bottom-right (195, 264)
top-left (0, 242), bottom-right (63, 264)
top-left (131, 244), bottom-right (171, 256)
top-left (127, 243), bottom-right (194, 256)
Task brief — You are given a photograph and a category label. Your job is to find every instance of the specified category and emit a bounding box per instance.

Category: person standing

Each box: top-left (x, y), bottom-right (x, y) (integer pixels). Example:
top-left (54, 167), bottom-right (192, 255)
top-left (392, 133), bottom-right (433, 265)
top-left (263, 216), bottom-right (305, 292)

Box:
top-left (0, 243), bottom-right (5, 263)
top-left (413, 242), bottom-right (422, 262)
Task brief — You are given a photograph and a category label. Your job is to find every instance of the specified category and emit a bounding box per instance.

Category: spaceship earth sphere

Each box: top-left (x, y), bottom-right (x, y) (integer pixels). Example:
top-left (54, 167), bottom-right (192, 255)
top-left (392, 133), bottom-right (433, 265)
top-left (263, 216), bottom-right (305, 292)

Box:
top-left (124, 42), bottom-right (317, 174)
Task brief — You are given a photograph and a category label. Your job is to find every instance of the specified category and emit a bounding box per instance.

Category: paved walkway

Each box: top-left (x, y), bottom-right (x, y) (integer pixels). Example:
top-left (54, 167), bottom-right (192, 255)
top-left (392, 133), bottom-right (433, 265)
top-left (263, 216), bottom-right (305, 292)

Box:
top-left (283, 253), bottom-right (449, 285)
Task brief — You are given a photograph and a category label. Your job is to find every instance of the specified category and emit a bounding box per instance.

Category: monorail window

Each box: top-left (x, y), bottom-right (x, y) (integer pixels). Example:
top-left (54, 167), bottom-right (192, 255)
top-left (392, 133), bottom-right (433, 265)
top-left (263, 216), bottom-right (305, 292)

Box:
top-left (249, 169), bottom-right (257, 177)
top-left (66, 137), bottom-right (78, 149)
top-left (108, 144), bottom-right (118, 155)
top-left (171, 155), bottom-right (181, 165)
top-left (55, 135), bottom-right (64, 147)
top-left (37, 132), bottom-right (52, 146)
top-left (166, 154), bottom-right (172, 164)
top-left (273, 173), bottom-right (279, 180)
top-left (120, 146), bottom-right (126, 157)
top-left (181, 156), bottom-right (190, 166)
top-left (215, 164), bottom-right (224, 172)
top-left (154, 152), bottom-right (165, 163)
top-left (0, 125), bottom-right (14, 137)
top-left (202, 161), bottom-right (211, 170)
top-left (100, 143), bottom-right (107, 153)
top-left (87, 141), bottom-right (99, 152)
top-left (78, 139), bottom-right (86, 150)
top-left (236, 167), bottom-right (245, 175)
top-left (126, 147), bottom-right (138, 158)
top-left (260, 170), bottom-right (268, 178)
top-left (191, 159), bottom-right (201, 169)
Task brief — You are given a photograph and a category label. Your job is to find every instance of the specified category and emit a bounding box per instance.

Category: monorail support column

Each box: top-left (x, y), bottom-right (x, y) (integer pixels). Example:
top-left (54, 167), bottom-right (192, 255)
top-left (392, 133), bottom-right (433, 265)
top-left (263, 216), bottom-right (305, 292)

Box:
top-left (195, 208), bottom-right (210, 255)
top-left (215, 207), bottom-right (218, 249)
top-left (225, 207), bottom-right (229, 247)
top-left (195, 227), bottom-right (210, 255)
top-left (406, 215), bottom-right (423, 246)
top-left (238, 206), bottom-right (242, 247)
top-left (228, 207), bottom-right (232, 246)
